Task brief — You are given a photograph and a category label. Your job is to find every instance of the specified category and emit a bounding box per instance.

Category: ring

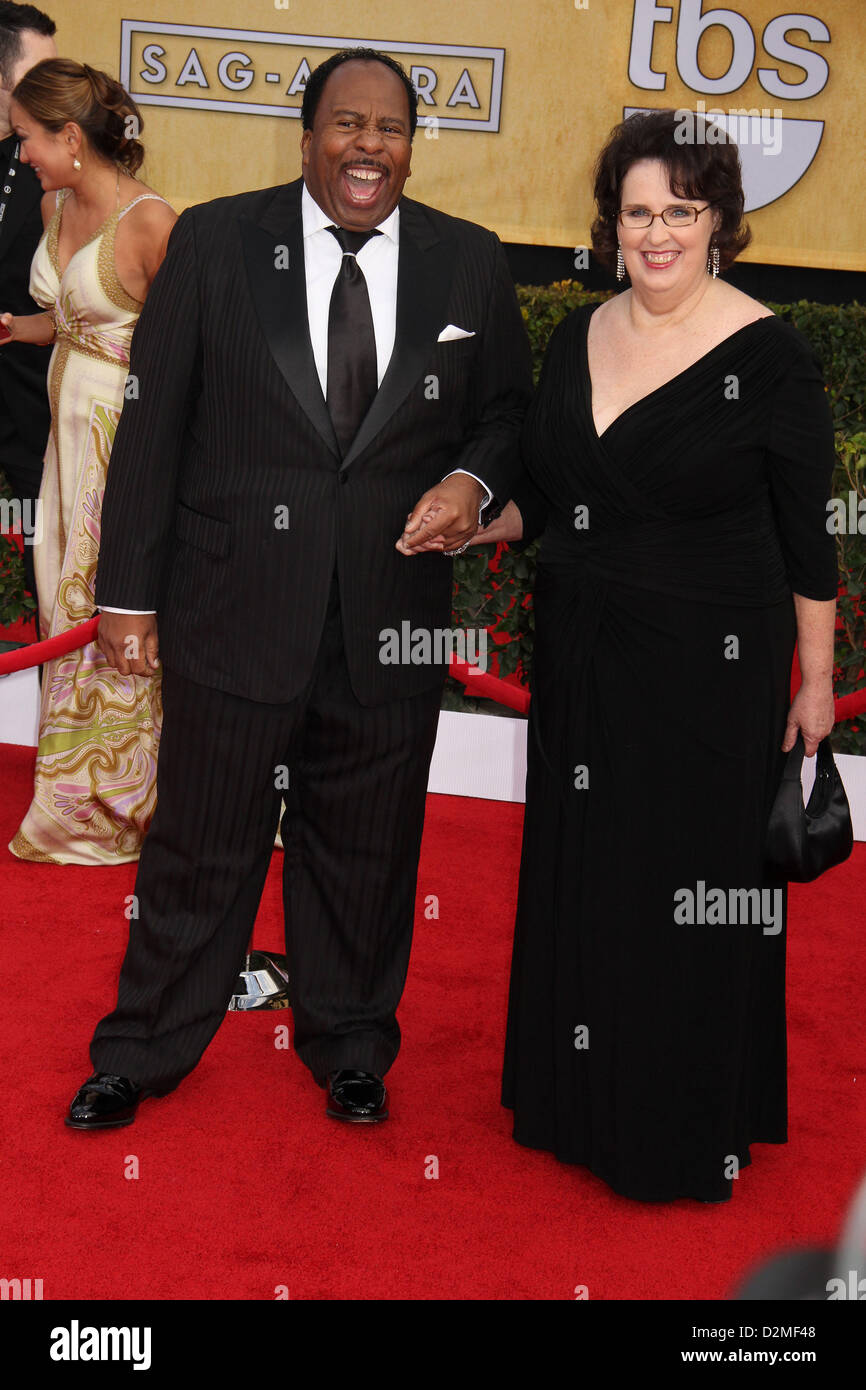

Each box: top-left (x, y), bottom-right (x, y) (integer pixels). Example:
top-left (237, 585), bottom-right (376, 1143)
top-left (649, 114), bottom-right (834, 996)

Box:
top-left (443, 541), bottom-right (471, 556)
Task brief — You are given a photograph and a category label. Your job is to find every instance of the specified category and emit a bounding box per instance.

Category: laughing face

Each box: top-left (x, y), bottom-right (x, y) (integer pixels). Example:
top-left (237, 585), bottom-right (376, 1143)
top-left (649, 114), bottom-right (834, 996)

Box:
top-left (301, 60), bottom-right (412, 231)
top-left (618, 158), bottom-right (720, 295)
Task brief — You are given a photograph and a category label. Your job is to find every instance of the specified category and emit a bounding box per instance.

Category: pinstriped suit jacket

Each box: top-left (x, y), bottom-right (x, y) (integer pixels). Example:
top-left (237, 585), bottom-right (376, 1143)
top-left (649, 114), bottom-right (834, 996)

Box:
top-left (94, 177), bottom-right (532, 705)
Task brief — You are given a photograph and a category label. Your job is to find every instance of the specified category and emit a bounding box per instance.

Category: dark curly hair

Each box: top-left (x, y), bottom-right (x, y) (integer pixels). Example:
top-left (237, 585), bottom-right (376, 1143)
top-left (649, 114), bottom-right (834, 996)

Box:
top-left (301, 47), bottom-right (418, 140)
top-left (12, 57), bottom-right (144, 173)
top-left (591, 109), bottom-right (751, 274)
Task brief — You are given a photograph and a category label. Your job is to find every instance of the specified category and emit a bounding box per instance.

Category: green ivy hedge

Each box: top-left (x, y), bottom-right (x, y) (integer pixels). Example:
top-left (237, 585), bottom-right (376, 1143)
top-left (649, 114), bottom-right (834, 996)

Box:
top-left (2, 282), bottom-right (864, 752)
top-left (449, 283), bottom-right (866, 755)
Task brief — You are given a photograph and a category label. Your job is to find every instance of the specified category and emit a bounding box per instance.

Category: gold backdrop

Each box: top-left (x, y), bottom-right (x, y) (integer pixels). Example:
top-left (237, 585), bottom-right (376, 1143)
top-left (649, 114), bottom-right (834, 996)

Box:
top-left (52, 0), bottom-right (865, 270)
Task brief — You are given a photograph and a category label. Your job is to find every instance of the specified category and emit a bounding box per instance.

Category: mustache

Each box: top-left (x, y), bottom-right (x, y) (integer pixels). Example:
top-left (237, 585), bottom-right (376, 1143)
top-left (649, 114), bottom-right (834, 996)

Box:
top-left (341, 159), bottom-right (388, 174)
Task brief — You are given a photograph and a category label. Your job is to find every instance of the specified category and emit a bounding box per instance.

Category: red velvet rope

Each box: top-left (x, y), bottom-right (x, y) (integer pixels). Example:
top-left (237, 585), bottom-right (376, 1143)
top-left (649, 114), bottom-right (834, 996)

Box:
top-left (449, 657), bottom-right (530, 714)
top-left (1, 616), bottom-right (864, 721)
top-left (0, 616), bottom-right (101, 674)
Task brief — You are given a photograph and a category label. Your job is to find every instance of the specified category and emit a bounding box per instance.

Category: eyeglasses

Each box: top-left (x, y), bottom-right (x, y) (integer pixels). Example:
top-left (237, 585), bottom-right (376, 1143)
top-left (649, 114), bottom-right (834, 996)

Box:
top-left (617, 205), bottom-right (713, 229)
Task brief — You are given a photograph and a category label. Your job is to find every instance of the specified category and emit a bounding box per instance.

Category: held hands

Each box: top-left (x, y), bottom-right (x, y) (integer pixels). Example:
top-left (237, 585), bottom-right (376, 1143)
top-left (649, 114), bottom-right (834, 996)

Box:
top-left (782, 681), bottom-right (835, 758)
top-left (97, 612), bottom-right (160, 677)
top-left (396, 475), bottom-right (484, 556)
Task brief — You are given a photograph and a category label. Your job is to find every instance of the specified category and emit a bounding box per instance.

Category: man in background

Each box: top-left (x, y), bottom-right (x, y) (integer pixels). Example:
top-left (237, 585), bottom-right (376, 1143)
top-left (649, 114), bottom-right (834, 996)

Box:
top-left (0, 3), bottom-right (56, 631)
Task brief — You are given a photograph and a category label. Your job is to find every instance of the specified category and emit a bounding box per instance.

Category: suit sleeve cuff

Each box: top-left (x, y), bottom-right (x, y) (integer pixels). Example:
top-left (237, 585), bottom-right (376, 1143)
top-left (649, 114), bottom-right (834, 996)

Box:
top-left (441, 469), bottom-right (493, 523)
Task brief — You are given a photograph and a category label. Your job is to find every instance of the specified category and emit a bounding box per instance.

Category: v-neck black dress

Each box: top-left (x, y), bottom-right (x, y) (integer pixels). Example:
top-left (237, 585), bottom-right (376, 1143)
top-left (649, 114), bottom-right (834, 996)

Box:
top-left (501, 303), bottom-right (838, 1202)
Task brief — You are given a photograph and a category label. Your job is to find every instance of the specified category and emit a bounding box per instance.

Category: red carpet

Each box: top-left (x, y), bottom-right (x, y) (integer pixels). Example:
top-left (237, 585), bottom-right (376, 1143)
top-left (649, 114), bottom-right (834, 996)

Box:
top-left (1, 740), bottom-right (863, 1301)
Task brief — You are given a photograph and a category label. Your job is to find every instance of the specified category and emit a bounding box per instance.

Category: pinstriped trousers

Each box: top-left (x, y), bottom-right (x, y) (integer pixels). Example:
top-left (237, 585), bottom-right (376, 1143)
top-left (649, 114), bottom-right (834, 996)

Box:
top-left (89, 574), bottom-right (443, 1091)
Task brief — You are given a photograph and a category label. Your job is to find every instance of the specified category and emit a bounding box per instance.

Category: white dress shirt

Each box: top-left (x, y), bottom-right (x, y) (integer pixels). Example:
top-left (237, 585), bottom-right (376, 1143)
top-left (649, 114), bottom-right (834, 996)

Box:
top-left (303, 181), bottom-right (398, 394)
top-left (101, 182), bottom-right (491, 615)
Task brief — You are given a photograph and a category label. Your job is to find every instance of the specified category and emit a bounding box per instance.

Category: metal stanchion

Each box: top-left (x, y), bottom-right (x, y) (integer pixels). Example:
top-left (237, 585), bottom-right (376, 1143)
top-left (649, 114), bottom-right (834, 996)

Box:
top-left (227, 799), bottom-right (291, 1011)
top-left (227, 948), bottom-right (290, 1011)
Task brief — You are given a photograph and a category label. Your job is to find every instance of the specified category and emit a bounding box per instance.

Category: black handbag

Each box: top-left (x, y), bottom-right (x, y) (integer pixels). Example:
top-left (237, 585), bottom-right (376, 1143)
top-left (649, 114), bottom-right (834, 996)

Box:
top-left (765, 733), bottom-right (854, 882)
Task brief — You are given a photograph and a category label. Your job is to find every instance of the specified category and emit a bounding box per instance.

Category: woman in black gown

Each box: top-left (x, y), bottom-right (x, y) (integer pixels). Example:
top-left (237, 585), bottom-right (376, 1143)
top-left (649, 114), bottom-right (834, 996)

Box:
top-left (474, 111), bottom-right (838, 1203)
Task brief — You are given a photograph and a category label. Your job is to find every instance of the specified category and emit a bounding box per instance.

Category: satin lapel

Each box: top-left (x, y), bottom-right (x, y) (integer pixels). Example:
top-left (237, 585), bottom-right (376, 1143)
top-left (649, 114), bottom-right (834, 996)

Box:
top-left (239, 178), bottom-right (339, 458)
top-left (340, 196), bottom-right (454, 471)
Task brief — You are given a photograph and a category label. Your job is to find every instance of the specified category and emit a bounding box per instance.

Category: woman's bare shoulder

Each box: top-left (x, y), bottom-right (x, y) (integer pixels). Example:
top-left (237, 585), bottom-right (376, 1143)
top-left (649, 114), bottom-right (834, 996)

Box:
top-left (39, 190), bottom-right (58, 228)
top-left (716, 280), bottom-right (775, 326)
top-left (585, 292), bottom-right (626, 342)
top-left (590, 293), bottom-right (623, 325)
top-left (118, 186), bottom-right (177, 243)
top-left (117, 172), bottom-right (175, 215)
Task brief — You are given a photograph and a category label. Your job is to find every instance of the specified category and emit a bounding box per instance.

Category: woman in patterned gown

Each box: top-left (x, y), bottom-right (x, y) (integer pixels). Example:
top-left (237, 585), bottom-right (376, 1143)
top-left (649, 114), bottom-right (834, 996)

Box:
top-left (0, 59), bottom-right (175, 864)
top-left (474, 111), bottom-right (838, 1202)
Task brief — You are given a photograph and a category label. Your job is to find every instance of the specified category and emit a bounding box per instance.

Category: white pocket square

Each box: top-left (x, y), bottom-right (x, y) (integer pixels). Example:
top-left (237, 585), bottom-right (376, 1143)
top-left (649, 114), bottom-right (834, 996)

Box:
top-left (437, 324), bottom-right (476, 342)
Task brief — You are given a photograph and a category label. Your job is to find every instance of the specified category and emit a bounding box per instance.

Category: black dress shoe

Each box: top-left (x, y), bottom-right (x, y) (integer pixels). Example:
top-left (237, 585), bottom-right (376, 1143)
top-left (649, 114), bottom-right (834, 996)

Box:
top-left (65, 1073), bottom-right (149, 1130)
top-left (326, 1069), bottom-right (388, 1124)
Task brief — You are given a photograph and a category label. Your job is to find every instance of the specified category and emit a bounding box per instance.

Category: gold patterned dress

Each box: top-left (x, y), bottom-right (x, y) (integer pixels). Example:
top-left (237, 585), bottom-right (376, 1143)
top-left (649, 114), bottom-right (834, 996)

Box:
top-left (10, 188), bottom-right (171, 865)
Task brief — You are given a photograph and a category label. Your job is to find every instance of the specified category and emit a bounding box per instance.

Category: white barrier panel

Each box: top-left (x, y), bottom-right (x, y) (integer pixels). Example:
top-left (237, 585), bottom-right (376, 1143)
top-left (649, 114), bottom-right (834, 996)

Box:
top-left (427, 710), bottom-right (527, 803)
top-left (429, 710), bottom-right (866, 842)
top-left (0, 667), bottom-right (40, 748)
top-left (802, 754), bottom-right (866, 846)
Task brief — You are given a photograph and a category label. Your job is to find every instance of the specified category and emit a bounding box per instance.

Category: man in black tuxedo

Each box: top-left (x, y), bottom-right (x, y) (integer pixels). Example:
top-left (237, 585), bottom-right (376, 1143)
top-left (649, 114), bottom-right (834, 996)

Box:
top-left (0, 3), bottom-right (56, 624)
top-left (68, 49), bottom-right (531, 1129)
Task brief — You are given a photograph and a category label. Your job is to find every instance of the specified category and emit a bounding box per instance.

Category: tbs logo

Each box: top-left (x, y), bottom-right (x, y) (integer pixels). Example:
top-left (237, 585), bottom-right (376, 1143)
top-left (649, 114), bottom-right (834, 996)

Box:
top-left (627, 1), bottom-right (831, 210)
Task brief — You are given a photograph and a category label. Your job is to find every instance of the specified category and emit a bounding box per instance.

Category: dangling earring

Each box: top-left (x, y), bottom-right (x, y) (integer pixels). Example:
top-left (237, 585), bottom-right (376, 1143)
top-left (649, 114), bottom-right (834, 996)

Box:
top-left (72, 155), bottom-right (81, 170)
top-left (707, 243), bottom-right (720, 278)
top-left (616, 243), bottom-right (625, 282)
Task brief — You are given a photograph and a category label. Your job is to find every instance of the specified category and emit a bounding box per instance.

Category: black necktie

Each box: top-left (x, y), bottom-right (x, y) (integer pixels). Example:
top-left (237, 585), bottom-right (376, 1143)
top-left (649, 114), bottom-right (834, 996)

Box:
top-left (325, 225), bottom-right (382, 457)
